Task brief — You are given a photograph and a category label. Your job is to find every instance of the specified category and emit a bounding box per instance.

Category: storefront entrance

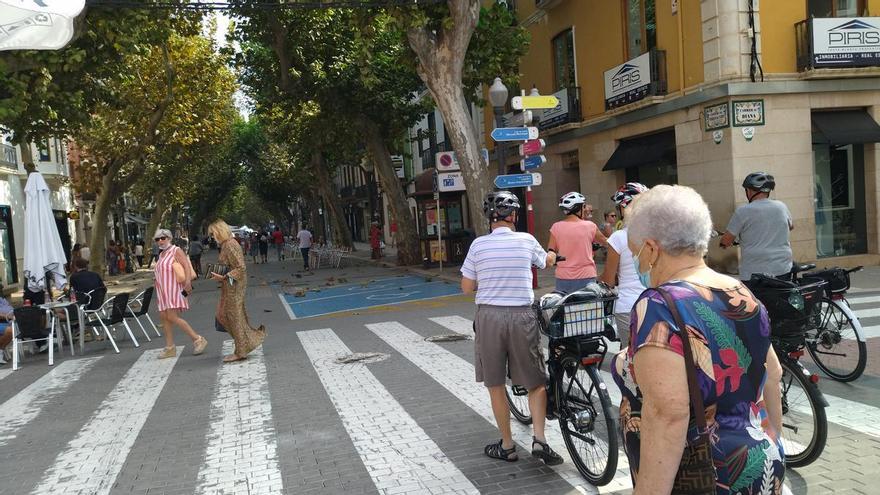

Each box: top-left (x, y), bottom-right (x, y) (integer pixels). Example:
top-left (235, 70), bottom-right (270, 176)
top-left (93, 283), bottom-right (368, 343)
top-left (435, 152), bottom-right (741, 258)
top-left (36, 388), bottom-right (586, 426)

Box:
top-left (0, 205), bottom-right (17, 284)
top-left (812, 143), bottom-right (867, 258)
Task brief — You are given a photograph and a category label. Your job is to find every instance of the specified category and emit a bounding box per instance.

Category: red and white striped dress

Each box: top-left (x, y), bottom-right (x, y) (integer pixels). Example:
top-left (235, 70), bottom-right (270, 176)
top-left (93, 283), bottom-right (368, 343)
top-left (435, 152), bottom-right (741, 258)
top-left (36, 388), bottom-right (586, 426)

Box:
top-left (154, 245), bottom-right (189, 311)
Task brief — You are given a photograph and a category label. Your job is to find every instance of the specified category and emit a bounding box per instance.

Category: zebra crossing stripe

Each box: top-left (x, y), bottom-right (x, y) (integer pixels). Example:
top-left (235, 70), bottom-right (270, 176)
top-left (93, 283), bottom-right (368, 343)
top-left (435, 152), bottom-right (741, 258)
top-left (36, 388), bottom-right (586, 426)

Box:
top-left (0, 368), bottom-right (12, 383)
top-left (368, 321), bottom-right (633, 494)
top-left (31, 348), bottom-right (182, 495)
top-left (196, 341), bottom-right (283, 494)
top-left (0, 357), bottom-right (102, 448)
top-left (298, 329), bottom-right (479, 495)
top-left (429, 316), bottom-right (473, 336)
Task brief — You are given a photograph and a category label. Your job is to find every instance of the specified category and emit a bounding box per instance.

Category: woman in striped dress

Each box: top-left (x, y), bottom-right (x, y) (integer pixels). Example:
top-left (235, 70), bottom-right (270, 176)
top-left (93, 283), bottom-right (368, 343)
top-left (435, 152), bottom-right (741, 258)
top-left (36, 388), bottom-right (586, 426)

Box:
top-left (153, 228), bottom-right (207, 359)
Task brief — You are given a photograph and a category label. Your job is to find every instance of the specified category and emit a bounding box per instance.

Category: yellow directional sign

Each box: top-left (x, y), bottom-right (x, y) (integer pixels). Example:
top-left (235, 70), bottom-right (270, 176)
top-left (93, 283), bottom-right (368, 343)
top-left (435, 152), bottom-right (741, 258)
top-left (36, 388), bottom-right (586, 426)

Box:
top-left (511, 95), bottom-right (560, 110)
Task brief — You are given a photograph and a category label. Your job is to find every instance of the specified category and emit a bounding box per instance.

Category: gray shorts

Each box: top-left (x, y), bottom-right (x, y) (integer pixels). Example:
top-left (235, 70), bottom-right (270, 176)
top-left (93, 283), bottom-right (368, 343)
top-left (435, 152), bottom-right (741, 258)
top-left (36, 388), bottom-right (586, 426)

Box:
top-left (474, 305), bottom-right (546, 390)
top-left (614, 313), bottom-right (631, 348)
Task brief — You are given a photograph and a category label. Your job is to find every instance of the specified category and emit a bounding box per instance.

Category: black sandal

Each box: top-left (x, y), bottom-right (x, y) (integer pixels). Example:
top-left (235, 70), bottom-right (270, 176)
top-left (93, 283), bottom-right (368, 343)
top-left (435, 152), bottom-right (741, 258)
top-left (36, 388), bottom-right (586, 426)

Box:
top-left (485, 439), bottom-right (518, 462)
top-left (532, 437), bottom-right (564, 465)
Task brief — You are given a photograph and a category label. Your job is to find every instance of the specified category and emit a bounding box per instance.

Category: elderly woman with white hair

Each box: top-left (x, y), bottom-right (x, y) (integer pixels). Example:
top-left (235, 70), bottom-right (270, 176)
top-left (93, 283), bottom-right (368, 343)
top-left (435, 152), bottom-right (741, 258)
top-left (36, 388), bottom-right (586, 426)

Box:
top-left (610, 185), bottom-right (784, 494)
top-left (153, 228), bottom-right (207, 359)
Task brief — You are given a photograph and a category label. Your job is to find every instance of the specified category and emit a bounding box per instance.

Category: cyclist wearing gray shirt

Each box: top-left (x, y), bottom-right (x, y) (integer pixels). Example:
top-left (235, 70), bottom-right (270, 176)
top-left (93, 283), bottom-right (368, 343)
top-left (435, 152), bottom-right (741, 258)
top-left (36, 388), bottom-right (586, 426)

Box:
top-left (720, 172), bottom-right (793, 280)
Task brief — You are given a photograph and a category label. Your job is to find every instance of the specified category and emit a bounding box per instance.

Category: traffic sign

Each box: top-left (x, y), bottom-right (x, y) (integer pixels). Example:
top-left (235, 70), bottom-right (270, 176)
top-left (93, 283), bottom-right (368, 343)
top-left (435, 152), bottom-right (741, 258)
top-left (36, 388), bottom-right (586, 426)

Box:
top-left (494, 173), bottom-right (543, 188)
top-left (519, 139), bottom-right (546, 156)
top-left (520, 155), bottom-right (546, 171)
top-left (511, 95), bottom-right (559, 110)
top-left (491, 126), bottom-right (539, 142)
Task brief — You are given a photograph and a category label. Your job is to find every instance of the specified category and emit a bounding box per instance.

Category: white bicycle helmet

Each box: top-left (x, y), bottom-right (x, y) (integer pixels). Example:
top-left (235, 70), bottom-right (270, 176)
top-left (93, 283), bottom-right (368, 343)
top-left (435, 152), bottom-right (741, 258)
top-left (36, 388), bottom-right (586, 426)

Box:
top-left (558, 192), bottom-right (586, 214)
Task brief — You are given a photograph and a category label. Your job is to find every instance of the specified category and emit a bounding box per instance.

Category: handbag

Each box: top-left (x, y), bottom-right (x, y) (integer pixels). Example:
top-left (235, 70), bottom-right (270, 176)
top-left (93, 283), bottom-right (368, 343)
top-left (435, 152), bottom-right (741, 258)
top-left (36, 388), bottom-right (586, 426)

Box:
top-left (214, 318), bottom-right (228, 333)
top-left (656, 287), bottom-right (717, 495)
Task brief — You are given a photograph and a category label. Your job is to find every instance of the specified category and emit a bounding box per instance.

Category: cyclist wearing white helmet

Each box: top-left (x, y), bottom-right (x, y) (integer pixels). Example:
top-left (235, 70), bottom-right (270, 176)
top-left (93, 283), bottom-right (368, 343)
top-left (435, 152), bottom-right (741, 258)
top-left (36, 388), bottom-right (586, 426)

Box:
top-left (548, 191), bottom-right (608, 294)
top-left (600, 182), bottom-right (649, 347)
top-left (461, 190), bottom-right (563, 466)
top-left (720, 172), bottom-right (793, 280)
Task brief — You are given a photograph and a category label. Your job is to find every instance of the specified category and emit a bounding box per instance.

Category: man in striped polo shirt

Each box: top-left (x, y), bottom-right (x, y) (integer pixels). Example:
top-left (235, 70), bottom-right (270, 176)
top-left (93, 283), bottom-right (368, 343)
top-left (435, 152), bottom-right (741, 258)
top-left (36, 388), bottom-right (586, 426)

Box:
top-left (461, 190), bottom-right (563, 466)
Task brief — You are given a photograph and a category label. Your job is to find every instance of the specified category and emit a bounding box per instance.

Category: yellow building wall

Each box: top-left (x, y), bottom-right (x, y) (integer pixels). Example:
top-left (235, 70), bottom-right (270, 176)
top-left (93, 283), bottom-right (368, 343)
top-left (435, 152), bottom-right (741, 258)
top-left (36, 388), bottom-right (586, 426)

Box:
top-left (515, 1), bottom-right (704, 122)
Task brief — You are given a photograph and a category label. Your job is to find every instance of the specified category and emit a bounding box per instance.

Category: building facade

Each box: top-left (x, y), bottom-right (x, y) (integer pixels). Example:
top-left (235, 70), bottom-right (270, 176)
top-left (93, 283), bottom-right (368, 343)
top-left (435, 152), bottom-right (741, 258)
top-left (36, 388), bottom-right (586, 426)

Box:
top-left (0, 136), bottom-right (77, 289)
top-left (497, 0), bottom-right (880, 271)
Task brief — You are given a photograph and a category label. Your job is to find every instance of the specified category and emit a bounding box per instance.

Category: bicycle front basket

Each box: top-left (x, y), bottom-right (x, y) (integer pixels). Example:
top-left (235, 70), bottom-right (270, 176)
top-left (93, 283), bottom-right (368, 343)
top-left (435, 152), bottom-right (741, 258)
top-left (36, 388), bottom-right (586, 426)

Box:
top-left (560, 300), bottom-right (607, 339)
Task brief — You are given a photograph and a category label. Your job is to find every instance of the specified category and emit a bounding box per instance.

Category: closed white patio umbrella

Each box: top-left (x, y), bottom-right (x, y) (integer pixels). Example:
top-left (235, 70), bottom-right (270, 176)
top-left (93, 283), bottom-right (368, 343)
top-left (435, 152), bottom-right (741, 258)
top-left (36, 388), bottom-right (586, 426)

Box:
top-left (23, 172), bottom-right (67, 293)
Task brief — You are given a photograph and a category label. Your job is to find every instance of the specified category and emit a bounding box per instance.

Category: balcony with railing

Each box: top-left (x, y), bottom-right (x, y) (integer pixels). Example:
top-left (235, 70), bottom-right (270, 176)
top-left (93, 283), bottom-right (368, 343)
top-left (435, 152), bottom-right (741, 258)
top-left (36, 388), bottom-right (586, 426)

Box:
top-left (0, 144), bottom-right (17, 170)
top-left (796, 17), bottom-right (880, 71)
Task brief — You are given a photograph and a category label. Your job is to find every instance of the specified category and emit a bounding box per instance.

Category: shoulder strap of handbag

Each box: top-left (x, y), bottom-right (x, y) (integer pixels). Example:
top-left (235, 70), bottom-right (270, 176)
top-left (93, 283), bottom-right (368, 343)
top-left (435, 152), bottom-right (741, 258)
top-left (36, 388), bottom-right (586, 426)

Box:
top-left (655, 286), bottom-right (708, 436)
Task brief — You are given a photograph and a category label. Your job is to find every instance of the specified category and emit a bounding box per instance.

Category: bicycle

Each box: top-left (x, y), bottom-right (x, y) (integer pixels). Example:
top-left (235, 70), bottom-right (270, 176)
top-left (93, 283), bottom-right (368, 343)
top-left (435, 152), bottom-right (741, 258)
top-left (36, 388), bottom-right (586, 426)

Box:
top-left (796, 265), bottom-right (868, 382)
top-left (505, 282), bottom-right (620, 486)
top-left (747, 268), bottom-right (829, 467)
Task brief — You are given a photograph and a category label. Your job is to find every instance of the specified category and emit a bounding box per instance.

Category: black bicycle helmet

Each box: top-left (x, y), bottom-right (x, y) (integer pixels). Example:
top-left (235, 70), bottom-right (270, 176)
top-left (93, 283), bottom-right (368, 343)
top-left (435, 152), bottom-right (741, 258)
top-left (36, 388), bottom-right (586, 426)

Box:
top-left (611, 182), bottom-right (648, 208)
top-left (483, 190), bottom-right (520, 220)
top-left (742, 172), bottom-right (776, 192)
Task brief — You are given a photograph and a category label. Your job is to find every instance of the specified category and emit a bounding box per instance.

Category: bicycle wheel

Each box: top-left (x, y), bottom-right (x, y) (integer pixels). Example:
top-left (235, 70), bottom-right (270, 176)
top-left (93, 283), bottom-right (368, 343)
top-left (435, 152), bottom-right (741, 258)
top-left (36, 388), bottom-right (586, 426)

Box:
top-left (506, 382), bottom-right (532, 425)
top-left (779, 358), bottom-right (827, 467)
top-left (555, 356), bottom-right (619, 486)
top-left (807, 297), bottom-right (867, 382)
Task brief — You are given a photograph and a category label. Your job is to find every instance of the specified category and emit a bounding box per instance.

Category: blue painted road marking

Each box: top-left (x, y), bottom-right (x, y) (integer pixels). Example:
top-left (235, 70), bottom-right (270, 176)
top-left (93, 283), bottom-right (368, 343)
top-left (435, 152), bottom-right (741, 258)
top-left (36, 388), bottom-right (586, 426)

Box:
top-left (280, 275), bottom-right (462, 318)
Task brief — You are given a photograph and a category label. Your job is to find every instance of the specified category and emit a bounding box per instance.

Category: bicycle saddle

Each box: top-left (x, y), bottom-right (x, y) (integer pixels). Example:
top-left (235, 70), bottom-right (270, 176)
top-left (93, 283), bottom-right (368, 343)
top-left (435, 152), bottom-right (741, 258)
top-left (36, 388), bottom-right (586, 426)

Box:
top-left (791, 263), bottom-right (817, 275)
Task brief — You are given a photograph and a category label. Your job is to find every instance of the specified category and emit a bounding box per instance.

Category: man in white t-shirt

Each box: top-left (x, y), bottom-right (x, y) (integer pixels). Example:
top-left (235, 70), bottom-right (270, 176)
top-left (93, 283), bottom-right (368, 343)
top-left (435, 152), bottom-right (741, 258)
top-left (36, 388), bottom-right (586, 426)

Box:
top-left (600, 182), bottom-right (649, 347)
top-left (296, 226), bottom-right (313, 271)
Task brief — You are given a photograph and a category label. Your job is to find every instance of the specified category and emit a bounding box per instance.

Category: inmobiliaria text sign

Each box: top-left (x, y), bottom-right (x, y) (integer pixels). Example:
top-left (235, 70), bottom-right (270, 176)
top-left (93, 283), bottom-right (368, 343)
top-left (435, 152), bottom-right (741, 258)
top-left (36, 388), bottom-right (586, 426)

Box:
top-left (812, 17), bottom-right (880, 68)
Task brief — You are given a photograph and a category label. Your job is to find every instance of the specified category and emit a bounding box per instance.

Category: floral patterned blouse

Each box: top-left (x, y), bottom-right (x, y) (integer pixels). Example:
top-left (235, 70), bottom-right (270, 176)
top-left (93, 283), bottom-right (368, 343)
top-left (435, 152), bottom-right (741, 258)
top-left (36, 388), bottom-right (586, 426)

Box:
top-left (611, 281), bottom-right (785, 494)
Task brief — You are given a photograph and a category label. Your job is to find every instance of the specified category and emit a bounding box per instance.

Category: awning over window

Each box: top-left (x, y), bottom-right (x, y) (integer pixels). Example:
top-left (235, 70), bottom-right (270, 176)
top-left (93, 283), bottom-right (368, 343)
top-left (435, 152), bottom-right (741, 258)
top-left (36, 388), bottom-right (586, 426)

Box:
top-left (812, 110), bottom-right (880, 145)
top-left (124, 213), bottom-right (148, 225)
top-left (603, 130), bottom-right (676, 171)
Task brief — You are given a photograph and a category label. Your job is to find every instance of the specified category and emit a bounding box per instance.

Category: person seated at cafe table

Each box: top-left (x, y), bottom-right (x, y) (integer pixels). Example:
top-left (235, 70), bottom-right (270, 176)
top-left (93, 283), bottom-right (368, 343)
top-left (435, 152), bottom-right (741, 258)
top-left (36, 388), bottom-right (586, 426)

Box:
top-left (0, 290), bottom-right (14, 365)
top-left (69, 258), bottom-right (106, 299)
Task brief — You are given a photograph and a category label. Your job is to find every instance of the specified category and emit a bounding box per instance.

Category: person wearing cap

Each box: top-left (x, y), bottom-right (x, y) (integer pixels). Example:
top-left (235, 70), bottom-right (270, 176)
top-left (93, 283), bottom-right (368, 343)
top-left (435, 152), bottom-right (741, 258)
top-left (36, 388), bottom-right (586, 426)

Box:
top-left (719, 172), bottom-right (793, 281)
top-left (460, 190), bottom-right (563, 466)
top-left (549, 192), bottom-right (608, 294)
top-left (153, 228), bottom-right (207, 359)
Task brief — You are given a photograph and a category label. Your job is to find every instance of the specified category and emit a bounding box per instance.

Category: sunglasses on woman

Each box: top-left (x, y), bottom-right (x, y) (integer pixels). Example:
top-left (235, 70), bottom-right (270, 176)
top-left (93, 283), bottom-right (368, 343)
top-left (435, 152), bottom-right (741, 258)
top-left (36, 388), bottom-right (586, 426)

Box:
top-left (155, 236), bottom-right (168, 241)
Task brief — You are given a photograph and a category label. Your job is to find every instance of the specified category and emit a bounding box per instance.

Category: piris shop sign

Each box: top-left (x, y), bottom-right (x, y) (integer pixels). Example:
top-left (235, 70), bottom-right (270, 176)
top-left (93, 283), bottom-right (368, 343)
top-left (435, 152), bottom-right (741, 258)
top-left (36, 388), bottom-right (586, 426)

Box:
top-left (604, 52), bottom-right (652, 110)
top-left (812, 17), bottom-right (880, 68)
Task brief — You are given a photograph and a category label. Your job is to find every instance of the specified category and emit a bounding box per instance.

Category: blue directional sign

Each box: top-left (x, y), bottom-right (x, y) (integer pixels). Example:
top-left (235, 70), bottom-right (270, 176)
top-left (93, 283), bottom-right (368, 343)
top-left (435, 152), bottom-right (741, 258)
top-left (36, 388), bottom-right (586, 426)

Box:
top-left (494, 172), bottom-right (543, 189)
top-left (491, 126), bottom-right (539, 142)
top-left (521, 155), bottom-right (546, 171)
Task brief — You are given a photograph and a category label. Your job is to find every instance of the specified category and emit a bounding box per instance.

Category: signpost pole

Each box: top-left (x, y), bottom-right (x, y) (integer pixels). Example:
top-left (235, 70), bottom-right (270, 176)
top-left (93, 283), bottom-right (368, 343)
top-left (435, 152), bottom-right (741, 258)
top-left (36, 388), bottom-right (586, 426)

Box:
top-left (520, 90), bottom-right (538, 289)
top-left (493, 108), bottom-right (507, 177)
top-left (437, 194), bottom-right (442, 273)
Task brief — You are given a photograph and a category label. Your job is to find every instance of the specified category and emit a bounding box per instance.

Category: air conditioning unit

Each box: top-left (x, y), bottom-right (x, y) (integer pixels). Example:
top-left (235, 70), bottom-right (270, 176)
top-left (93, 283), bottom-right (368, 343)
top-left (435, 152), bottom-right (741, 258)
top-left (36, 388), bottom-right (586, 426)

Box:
top-left (391, 155), bottom-right (405, 178)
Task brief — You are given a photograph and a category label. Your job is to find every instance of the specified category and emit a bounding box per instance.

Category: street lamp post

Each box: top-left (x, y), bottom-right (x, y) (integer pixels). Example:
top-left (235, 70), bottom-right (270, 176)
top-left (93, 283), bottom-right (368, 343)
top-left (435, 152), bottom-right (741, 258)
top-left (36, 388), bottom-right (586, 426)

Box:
top-left (488, 77), bottom-right (509, 178)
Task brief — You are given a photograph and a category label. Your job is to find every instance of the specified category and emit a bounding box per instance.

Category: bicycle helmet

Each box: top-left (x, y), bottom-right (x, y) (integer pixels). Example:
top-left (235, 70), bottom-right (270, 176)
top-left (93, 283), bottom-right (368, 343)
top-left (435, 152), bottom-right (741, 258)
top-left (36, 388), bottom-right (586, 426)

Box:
top-left (483, 190), bottom-right (520, 221)
top-left (742, 172), bottom-right (776, 192)
top-left (558, 192), bottom-right (586, 215)
top-left (611, 182), bottom-right (648, 208)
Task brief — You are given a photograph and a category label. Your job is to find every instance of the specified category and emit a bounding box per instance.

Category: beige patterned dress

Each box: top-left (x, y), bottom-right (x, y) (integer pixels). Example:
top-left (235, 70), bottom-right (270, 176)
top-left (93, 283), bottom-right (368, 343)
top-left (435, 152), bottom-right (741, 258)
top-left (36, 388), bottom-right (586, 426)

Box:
top-left (217, 238), bottom-right (266, 357)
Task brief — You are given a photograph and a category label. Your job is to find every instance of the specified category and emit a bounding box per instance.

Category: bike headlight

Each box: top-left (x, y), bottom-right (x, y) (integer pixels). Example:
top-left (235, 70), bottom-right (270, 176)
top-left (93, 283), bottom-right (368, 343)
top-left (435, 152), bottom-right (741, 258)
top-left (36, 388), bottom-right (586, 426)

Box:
top-left (789, 291), bottom-right (805, 311)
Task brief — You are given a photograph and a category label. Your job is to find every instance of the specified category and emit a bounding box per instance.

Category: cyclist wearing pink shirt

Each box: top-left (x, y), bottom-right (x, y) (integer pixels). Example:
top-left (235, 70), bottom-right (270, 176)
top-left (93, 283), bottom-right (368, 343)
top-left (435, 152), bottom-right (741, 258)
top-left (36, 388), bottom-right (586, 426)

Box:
top-left (548, 192), bottom-right (608, 294)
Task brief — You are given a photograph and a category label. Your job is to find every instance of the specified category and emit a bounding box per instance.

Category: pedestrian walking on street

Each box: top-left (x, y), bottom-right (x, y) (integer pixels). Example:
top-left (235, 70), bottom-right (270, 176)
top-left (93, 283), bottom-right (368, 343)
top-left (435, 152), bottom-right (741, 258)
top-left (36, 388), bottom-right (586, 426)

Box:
top-left (548, 192), bottom-right (607, 294)
top-left (297, 225), bottom-right (313, 271)
top-left (248, 233), bottom-right (259, 264)
top-left (106, 240), bottom-right (119, 276)
top-left (272, 226), bottom-right (285, 261)
top-left (208, 219), bottom-right (266, 363)
top-left (148, 241), bottom-right (159, 269)
top-left (153, 228), bottom-right (207, 360)
top-left (610, 185), bottom-right (784, 494)
top-left (134, 239), bottom-right (144, 269)
top-left (188, 236), bottom-right (203, 277)
top-left (258, 232), bottom-right (269, 263)
top-left (369, 221), bottom-right (381, 259)
top-left (460, 190), bottom-right (563, 466)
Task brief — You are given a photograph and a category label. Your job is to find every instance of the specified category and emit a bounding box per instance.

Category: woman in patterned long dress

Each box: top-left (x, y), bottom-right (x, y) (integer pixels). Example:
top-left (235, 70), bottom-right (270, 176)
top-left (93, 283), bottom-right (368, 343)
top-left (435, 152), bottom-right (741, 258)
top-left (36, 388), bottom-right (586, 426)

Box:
top-left (153, 229), bottom-right (207, 359)
top-left (610, 185), bottom-right (785, 494)
top-left (208, 220), bottom-right (266, 363)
